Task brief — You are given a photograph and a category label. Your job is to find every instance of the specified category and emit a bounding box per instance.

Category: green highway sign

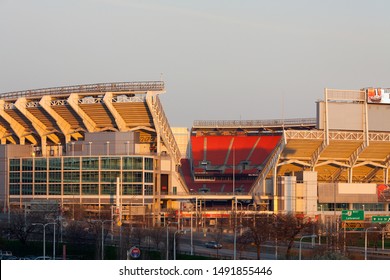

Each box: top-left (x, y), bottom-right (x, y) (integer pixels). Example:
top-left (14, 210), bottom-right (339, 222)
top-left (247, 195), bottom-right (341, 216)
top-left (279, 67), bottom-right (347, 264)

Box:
top-left (341, 210), bottom-right (365, 221)
top-left (371, 216), bottom-right (390, 223)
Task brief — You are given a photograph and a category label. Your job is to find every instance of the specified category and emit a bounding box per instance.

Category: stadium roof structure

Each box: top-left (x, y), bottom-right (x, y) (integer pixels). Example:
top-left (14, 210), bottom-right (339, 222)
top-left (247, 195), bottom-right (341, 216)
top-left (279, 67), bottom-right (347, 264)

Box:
top-left (0, 81), bottom-right (182, 165)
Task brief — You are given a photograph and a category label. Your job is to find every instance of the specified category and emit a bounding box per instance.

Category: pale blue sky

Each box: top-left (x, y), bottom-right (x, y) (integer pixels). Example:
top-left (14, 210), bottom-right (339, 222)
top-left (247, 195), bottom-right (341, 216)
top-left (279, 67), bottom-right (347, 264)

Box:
top-left (1, 0), bottom-right (389, 128)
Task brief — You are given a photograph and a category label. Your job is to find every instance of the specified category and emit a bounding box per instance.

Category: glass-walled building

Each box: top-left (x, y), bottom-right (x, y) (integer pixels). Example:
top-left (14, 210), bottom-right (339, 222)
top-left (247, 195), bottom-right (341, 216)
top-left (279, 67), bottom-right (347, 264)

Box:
top-left (9, 156), bottom-right (154, 197)
top-left (8, 155), bottom-right (158, 218)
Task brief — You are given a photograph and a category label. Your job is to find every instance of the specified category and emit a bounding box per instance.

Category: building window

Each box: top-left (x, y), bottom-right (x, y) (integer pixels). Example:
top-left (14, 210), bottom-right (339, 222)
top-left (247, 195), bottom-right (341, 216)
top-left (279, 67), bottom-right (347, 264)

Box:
top-left (22, 184), bottom-right (33, 195)
top-left (64, 172), bottom-right (80, 183)
top-left (101, 157), bottom-right (121, 170)
top-left (123, 184), bottom-right (143, 195)
top-left (34, 158), bottom-right (47, 171)
top-left (144, 172), bottom-right (153, 183)
top-left (34, 172), bottom-right (47, 183)
top-left (10, 159), bottom-right (20, 171)
top-left (48, 184), bottom-right (61, 195)
top-left (82, 157), bottom-right (99, 170)
top-left (9, 172), bottom-right (20, 184)
top-left (145, 158), bottom-right (153, 170)
top-left (63, 184), bottom-right (79, 195)
top-left (22, 159), bottom-right (33, 171)
top-left (123, 157), bottom-right (143, 170)
top-left (10, 184), bottom-right (20, 195)
top-left (82, 171), bottom-right (99, 183)
top-left (22, 172), bottom-right (33, 183)
top-left (122, 171), bottom-right (142, 183)
top-left (82, 184), bottom-right (98, 195)
top-left (34, 184), bottom-right (47, 195)
top-left (64, 157), bottom-right (80, 170)
top-left (145, 185), bottom-right (153, 195)
top-left (101, 171), bottom-right (120, 183)
top-left (49, 158), bottom-right (62, 171)
top-left (48, 172), bottom-right (62, 183)
top-left (101, 184), bottom-right (115, 195)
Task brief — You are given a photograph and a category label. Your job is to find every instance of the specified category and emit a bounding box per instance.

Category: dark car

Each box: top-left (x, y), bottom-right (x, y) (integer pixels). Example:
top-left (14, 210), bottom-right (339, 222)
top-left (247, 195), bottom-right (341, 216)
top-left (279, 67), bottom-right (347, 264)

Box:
top-left (205, 241), bottom-right (222, 249)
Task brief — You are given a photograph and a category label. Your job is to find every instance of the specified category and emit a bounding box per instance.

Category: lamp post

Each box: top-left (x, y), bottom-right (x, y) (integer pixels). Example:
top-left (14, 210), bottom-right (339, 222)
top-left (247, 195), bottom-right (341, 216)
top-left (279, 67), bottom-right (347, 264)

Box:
top-left (166, 222), bottom-right (178, 260)
top-left (365, 227), bottom-right (377, 260)
top-left (71, 141), bottom-right (75, 157)
top-left (89, 141), bottom-right (92, 156)
top-left (189, 210), bottom-right (194, 256)
top-left (382, 227), bottom-right (385, 250)
top-left (173, 229), bottom-right (186, 260)
top-left (299, 234), bottom-right (317, 260)
top-left (32, 222), bottom-right (56, 260)
top-left (233, 197), bottom-right (237, 260)
top-left (93, 219), bottom-right (113, 260)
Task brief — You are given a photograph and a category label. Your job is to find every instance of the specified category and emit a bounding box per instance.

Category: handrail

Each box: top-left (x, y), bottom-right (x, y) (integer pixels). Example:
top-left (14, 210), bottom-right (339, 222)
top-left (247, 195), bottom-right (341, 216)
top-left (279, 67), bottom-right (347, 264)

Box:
top-left (0, 81), bottom-right (165, 100)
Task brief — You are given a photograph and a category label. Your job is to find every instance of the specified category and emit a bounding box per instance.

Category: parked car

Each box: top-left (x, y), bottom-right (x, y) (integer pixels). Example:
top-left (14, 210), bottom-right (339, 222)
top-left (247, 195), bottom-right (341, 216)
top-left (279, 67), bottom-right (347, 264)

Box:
top-left (1, 255), bottom-right (18, 260)
top-left (205, 241), bottom-right (222, 249)
top-left (34, 256), bottom-right (52, 260)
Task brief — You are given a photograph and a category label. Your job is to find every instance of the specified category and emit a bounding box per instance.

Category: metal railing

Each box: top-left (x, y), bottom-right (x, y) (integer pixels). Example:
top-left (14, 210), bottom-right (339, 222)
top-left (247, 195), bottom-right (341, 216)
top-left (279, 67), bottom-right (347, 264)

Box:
top-left (192, 118), bottom-right (316, 128)
top-left (326, 89), bottom-right (366, 102)
top-left (0, 81), bottom-right (165, 100)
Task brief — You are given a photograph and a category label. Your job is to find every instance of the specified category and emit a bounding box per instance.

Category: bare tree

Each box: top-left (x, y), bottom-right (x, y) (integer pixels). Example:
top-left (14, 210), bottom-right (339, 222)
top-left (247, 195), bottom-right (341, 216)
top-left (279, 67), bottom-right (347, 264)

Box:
top-left (8, 209), bottom-right (47, 245)
top-left (274, 213), bottom-right (318, 259)
top-left (241, 214), bottom-right (274, 260)
top-left (64, 220), bottom-right (88, 244)
top-left (148, 226), bottom-right (166, 252)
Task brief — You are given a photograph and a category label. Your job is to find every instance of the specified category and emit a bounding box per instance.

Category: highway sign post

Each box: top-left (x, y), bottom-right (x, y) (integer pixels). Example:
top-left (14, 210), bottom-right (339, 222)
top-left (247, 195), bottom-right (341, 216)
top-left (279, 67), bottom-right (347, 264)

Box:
top-left (371, 216), bottom-right (390, 223)
top-left (127, 246), bottom-right (141, 259)
top-left (342, 221), bottom-right (364, 231)
top-left (341, 210), bottom-right (364, 221)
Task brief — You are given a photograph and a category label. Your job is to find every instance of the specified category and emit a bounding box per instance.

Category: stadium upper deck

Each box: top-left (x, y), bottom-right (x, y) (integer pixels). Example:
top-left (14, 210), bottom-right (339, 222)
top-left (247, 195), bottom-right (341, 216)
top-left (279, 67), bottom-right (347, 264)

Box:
top-left (0, 81), bottom-right (188, 217)
top-left (0, 81), bottom-right (181, 163)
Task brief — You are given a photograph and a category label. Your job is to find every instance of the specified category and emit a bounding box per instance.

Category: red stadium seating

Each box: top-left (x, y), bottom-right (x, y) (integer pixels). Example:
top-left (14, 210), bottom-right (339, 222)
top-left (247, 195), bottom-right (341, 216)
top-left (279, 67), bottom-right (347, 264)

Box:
top-left (188, 134), bottom-right (282, 194)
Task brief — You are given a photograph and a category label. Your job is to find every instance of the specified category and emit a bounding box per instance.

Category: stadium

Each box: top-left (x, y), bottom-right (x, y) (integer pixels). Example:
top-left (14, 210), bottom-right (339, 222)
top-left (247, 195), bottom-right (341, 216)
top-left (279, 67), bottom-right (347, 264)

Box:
top-left (0, 82), bottom-right (390, 227)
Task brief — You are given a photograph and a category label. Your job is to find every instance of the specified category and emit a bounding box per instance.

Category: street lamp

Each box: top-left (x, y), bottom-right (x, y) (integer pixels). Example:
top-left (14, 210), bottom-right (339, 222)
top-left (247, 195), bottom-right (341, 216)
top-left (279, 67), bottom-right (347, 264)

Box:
top-left (89, 141), bottom-right (92, 156)
top-left (166, 222), bottom-right (178, 260)
top-left (93, 219), bottom-right (113, 260)
top-left (365, 226), bottom-right (377, 260)
top-left (299, 234), bottom-right (317, 260)
top-left (126, 141), bottom-right (130, 155)
top-left (173, 229), bottom-right (186, 260)
top-left (71, 141), bottom-right (75, 157)
top-left (32, 222), bottom-right (56, 260)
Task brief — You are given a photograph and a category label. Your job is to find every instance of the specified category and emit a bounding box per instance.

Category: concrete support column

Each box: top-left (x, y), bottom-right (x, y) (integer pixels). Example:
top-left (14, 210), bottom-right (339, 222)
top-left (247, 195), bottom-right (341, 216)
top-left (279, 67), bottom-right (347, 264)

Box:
top-left (41, 136), bottom-right (47, 156)
top-left (348, 167), bottom-right (353, 183)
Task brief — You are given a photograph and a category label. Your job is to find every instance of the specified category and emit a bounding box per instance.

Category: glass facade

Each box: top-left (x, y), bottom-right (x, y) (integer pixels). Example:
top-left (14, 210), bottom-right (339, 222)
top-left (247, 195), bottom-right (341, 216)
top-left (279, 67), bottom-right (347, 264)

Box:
top-left (9, 156), bottom-right (155, 197)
